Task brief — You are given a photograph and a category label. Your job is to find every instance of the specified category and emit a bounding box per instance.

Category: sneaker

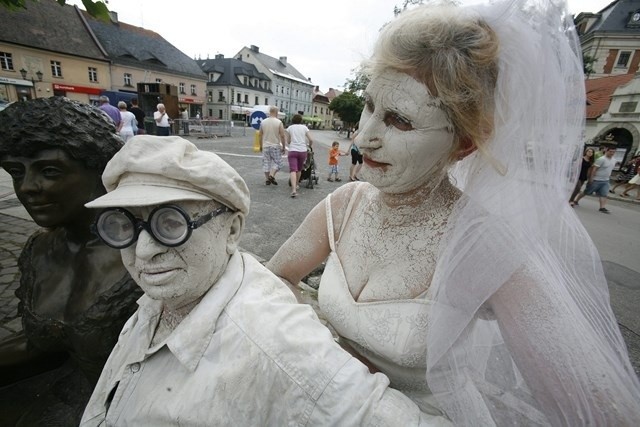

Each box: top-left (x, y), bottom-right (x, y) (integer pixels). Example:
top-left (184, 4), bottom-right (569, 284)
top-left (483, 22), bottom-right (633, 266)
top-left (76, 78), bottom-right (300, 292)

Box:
top-left (599, 208), bottom-right (610, 214)
top-left (265, 180), bottom-right (271, 186)
top-left (268, 176), bottom-right (278, 185)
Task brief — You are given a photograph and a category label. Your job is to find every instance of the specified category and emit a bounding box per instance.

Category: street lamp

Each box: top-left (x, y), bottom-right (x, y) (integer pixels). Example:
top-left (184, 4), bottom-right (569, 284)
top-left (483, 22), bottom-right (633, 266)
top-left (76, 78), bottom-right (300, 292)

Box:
top-left (19, 68), bottom-right (43, 99)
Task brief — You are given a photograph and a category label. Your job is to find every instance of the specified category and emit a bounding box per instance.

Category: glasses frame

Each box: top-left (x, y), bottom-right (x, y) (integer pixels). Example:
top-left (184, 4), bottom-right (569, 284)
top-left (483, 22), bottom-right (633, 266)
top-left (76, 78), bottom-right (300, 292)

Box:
top-left (92, 204), bottom-right (232, 249)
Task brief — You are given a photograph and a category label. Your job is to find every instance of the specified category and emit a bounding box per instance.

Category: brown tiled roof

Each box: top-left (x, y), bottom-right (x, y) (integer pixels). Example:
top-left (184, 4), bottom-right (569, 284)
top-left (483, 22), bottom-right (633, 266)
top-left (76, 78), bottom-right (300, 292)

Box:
top-left (585, 73), bottom-right (635, 119)
top-left (0, 0), bottom-right (107, 60)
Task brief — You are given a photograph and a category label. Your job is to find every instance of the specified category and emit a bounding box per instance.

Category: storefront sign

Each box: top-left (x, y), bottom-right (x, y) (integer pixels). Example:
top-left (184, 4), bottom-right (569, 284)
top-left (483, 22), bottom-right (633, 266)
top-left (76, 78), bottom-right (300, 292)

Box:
top-left (0, 76), bottom-right (33, 86)
top-left (53, 83), bottom-right (102, 95)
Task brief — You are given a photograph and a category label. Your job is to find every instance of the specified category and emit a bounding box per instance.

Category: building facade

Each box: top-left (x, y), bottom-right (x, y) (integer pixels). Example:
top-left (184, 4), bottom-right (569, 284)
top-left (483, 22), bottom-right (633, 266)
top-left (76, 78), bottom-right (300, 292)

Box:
top-left (0, 0), bottom-right (110, 104)
top-left (235, 45), bottom-right (314, 122)
top-left (0, 0), bottom-right (207, 119)
top-left (198, 54), bottom-right (272, 120)
top-left (576, 0), bottom-right (640, 161)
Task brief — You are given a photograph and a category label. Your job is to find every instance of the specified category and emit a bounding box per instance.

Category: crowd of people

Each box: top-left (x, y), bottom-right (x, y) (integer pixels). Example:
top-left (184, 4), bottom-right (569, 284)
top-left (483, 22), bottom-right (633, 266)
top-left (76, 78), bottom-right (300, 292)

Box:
top-left (1, 0), bottom-right (639, 425)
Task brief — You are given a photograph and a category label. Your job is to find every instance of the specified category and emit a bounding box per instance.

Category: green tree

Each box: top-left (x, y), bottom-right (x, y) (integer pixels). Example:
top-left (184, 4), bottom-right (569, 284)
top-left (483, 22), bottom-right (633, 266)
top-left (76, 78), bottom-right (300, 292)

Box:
top-left (329, 92), bottom-right (364, 129)
top-left (344, 66), bottom-right (370, 94)
top-left (0, 0), bottom-right (110, 20)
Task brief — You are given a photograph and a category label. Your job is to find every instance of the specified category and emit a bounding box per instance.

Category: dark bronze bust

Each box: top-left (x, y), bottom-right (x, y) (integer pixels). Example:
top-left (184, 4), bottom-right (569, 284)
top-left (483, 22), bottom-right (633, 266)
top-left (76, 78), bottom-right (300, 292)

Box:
top-left (0, 97), bottom-right (141, 425)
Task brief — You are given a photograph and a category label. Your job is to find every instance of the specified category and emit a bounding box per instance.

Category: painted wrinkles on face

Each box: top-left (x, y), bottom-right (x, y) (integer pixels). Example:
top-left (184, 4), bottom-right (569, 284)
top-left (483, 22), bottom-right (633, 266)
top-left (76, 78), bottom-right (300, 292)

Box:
top-left (357, 71), bottom-right (455, 195)
top-left (120, 201), bottom-right (229, 307)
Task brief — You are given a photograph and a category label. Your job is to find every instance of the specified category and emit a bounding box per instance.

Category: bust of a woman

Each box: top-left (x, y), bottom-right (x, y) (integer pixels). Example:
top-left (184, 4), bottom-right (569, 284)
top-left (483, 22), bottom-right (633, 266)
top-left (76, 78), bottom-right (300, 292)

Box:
top-left (0, 97), bottom-right (142, 426)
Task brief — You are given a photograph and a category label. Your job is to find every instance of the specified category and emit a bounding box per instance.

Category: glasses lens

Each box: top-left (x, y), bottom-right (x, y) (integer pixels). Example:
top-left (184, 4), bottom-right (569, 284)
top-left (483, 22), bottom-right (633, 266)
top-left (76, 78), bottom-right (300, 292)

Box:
top-left (96, 209), bottom-right (135, 248)
top-left (150, 207), bottom-right (189, 246)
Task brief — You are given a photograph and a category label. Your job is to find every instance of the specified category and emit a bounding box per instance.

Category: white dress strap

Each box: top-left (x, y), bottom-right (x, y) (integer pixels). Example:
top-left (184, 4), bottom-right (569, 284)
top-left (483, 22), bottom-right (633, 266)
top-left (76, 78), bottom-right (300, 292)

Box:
top-left (324, 194), bottom-right (336, 252)
top-left (324, 183), bottom-right (366, 253)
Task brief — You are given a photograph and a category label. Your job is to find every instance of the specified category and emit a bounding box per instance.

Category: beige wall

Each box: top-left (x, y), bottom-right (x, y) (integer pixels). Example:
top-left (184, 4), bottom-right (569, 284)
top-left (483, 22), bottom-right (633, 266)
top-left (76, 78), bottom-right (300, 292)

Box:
top-left (0, 42), bottom-right (109, 103)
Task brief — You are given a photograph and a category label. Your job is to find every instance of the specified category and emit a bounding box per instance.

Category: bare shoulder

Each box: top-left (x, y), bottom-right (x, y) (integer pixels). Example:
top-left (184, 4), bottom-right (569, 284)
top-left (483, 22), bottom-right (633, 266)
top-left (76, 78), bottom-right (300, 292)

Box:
top-left (327, 182), bottom-right (374, 232)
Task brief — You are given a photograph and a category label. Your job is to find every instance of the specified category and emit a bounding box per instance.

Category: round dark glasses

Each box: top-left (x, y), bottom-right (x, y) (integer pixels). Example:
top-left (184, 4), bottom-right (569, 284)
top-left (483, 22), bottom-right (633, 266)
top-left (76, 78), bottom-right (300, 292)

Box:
top-left (92, 204), bottom-right (232, 249)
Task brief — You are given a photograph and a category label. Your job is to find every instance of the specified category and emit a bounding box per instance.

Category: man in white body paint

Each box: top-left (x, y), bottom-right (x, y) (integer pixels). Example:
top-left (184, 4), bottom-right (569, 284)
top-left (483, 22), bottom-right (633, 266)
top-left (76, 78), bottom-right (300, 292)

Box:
top-left (80, 135), bottom-right (448, 426)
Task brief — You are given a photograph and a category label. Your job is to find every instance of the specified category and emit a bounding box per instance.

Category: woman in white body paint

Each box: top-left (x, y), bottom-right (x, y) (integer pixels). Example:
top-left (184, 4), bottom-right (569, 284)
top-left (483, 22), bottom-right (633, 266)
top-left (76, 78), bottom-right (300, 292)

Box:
top-left (267, 1), bottom-right (640, 425)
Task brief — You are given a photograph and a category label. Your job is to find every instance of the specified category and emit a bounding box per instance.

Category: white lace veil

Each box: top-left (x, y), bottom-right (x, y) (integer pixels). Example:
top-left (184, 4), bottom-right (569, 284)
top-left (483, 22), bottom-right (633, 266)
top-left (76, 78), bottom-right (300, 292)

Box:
top-left (418, 0), bottom-right (640, 425)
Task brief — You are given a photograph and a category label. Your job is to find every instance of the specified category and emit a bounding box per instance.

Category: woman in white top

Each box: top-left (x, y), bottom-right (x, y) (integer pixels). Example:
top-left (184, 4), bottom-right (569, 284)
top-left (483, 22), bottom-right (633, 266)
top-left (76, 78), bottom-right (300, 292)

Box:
top-left (285, 114), bottom-right (313, 198)
top-left (116, 101), bottom-right (137, 143)
top-left (268, 0), bottom-right (640, 425)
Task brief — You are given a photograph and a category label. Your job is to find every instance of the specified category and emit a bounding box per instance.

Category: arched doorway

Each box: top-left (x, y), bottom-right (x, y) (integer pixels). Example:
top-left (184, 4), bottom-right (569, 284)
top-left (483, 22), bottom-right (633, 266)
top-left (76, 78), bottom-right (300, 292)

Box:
top-left (595, 125), bottom-right (638, 166)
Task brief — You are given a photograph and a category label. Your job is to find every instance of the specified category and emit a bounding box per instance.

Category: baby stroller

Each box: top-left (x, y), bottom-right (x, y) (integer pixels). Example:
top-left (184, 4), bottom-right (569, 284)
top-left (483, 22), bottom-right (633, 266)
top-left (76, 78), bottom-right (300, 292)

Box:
top-left (290, 148), bottom-right (319, 189)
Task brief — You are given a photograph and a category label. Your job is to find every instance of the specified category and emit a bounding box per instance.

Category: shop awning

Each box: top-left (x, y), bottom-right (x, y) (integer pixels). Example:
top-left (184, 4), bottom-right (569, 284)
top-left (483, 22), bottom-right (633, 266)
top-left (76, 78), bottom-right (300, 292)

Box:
top-left (302, 116), bottom-right (322, 123)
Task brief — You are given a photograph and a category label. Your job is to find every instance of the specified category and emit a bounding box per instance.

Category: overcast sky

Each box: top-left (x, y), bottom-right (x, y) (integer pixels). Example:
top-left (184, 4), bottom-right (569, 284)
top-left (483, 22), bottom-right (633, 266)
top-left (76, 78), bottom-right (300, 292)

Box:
top-left (68, 0), bottom-right (613, 92)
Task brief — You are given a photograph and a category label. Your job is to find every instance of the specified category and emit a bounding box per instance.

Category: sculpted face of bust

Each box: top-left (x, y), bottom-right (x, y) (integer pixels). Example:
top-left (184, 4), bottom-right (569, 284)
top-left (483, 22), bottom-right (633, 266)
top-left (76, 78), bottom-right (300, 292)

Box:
top-left (120, 200), bottom-right (237, 309)
top-left (1, 148), bottom-right (102, 229)
top-left (357, 71), bottom-right (455, 195)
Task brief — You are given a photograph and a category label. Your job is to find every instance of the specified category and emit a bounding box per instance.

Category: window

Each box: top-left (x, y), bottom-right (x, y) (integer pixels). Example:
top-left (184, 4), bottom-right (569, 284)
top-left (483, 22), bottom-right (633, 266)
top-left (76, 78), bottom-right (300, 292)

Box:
top-left (179, 82), bottom-right (185, 94)
top-left (264, 98), bottom-right (268, 105)
top-left (218, 91), bottom-right (224, 101)
top-left (244, 94), bottom-right (248, 103)
top-left (255, 96), bottom-right (259, 105)
top-left (218, 109), bottom-right (223, 119)
top-left (236, 93), bottom-right (241, 103)
top-left (190, 84), bottom-right (196, 95)
top-left (51, 60), bottom-right (62, 77)
top-left (616, 51), bottom-right (632, 68)
top-left (155, 78), bottom-right (162, 83)
top-left (88, 67), bottom-right (98, 82)
top-left (0, 52), bottom-right (13, 70)
top-left (124, 73), bottom-right (132, 86)
top-left (619, 101), bottom-right (638, 112)
top-left (243, 76), bottom-right (248, 85)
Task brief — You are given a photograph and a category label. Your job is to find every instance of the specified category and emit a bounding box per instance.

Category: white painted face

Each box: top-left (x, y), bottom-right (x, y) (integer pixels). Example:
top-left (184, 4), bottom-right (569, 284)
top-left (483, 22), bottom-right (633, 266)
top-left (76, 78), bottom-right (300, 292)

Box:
top-left (357, 71), bottom-right (455, 194)
top-left (120, 200), bottom-right (232, 308)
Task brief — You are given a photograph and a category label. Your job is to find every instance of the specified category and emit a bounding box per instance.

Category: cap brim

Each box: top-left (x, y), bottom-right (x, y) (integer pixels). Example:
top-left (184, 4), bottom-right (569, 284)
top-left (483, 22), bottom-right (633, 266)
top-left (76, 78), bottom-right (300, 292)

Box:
top-left (85, 184), bottom-right (211, 208)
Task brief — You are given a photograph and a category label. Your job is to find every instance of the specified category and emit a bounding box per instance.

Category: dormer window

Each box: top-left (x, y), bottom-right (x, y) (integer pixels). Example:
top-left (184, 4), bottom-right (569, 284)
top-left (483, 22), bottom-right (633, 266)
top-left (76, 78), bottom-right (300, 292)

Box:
top-left (627, 10), bottom-right (640, 27)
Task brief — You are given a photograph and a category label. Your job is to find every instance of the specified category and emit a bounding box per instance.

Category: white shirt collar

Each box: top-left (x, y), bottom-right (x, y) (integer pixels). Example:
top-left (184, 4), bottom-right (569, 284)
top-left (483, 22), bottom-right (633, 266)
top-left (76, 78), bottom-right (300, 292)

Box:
top-left (135, 251), bottom-right (245, 371)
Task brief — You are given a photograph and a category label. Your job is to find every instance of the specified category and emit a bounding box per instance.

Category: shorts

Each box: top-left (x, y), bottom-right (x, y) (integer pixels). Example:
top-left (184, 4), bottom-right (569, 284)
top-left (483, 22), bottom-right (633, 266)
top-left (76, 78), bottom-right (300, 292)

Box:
top-left (583, 180), bottom-right (610, 197)
top-left (328, 165), bottom-right (339, 175)
top-left (351, 150), bottom-right (363, 165)
top-left (288, 151), bottom-right (307, 172)
top-left (262, 145), bottom-right (283, 173)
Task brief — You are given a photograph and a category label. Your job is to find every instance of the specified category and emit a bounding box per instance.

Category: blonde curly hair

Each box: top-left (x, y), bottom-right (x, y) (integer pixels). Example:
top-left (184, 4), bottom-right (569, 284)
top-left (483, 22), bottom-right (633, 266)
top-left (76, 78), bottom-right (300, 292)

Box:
top-left (366, 5), bottom-right (499, 162)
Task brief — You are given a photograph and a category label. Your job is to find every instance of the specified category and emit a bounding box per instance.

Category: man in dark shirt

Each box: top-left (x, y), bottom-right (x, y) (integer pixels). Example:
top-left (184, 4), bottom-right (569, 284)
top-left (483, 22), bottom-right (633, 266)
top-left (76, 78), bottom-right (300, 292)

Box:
top-left (129, 98), bottom-right (146, 135)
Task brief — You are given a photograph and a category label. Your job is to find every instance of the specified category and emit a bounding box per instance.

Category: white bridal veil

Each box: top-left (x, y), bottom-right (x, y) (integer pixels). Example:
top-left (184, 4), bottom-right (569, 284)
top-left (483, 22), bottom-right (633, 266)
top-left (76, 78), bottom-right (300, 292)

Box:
top-left (425, 0), bottom-right (640, 424)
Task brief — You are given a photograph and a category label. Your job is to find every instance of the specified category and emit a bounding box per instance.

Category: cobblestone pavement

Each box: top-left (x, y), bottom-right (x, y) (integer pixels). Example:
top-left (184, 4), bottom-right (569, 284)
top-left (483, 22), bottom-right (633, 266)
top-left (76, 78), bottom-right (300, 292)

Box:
top-left (0, 206), bottom-right (39, 341)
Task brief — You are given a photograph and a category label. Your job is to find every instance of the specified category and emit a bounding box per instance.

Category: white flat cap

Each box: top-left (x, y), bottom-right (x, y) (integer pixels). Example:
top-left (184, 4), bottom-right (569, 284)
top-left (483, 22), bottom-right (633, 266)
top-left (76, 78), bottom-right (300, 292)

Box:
top-left (86, 135), bottom-right (250, 214)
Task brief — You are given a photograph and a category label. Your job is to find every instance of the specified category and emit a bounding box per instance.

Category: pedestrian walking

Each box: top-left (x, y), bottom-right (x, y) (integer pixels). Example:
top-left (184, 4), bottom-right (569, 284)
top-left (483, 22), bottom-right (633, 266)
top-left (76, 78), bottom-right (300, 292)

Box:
top-left (611, 155), bottom-right (639, 194)
top-left (349, 128), bottom-right (363, 181)
top-left (129, 97), bottom-right (145, 135)
top-left (573, 146), bottom-right (617, 213)
top-left (98, 95), bottom-right (121, 127)
top-left (285, 114), bottom-right (313, 198)
top-left (569, 147), bottom-right (594, 204)
top-left (327, 141), bottom-right (347, 182)
top-left (117, 101), bottom-right (137, 142)
top-left (259, 106), bottom-right (286, 186)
